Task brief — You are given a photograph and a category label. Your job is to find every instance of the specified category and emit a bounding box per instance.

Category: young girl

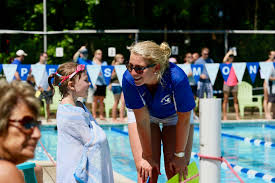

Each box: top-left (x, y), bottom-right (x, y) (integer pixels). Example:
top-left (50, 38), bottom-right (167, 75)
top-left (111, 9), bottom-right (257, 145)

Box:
top-left (48, 62), bottom-right (114, 183)
top-left (109, 54), bottom-right (126, 122)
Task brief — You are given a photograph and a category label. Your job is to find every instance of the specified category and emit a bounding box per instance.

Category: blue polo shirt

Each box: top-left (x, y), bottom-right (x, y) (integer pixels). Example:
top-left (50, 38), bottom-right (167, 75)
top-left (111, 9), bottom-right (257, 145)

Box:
top-left (122, 62), bottom-right (195, 119)
top-left (77, 57), bottom-right (93, 65)
top-left (11, 59), bottom-right (21, 71)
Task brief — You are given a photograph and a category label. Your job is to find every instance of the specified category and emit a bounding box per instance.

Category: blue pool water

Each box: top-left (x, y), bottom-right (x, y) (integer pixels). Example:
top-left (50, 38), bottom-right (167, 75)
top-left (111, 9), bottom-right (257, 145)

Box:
top-left (35, 124), bottom-right (275, 183)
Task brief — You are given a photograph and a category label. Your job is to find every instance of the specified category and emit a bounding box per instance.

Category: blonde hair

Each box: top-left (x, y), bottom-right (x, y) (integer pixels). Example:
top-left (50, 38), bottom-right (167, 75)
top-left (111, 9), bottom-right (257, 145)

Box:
top-left (0, 80), bottom-right (40, 134)
top-left (111, 54), bottom-right (124, 65)
top-left (128, 41), bottom-right (171, 81)
top-left (48, 62), bottom-right (85, 98)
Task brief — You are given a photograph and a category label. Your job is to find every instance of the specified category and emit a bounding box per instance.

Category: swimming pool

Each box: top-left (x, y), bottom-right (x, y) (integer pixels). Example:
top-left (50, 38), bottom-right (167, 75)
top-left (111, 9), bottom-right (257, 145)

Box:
top-left (35, 123), bottom-right (275, 183)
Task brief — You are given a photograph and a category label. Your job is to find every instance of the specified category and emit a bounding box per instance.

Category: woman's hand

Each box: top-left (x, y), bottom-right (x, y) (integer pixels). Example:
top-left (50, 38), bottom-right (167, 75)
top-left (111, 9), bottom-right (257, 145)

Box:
top-left (137, 158), bottom-right (159, 182)
top-left (169, 156), bottom-right (188, 182)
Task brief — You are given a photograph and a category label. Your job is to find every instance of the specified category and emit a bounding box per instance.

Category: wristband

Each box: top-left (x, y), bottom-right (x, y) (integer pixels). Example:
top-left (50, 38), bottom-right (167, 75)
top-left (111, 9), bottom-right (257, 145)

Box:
top-left (174, 152), bottom-right (185, 158)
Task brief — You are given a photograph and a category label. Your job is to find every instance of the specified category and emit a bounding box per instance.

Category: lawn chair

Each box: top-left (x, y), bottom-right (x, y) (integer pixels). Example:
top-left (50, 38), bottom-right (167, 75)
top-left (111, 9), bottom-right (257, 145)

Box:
top-left (105, 88), bottom-right (114, 118)
top-left (237, 81), bottom-right (263, 117)
top-left (16, 162), bottom-right (38, 183)
top-left (42, 86), bottom-right (62, 119)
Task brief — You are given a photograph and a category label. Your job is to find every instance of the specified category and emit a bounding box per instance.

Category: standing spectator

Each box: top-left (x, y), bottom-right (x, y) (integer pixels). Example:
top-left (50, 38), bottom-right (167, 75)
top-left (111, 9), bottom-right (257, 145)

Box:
top-left (184, 53), bottom-right (198, 119)
top-left (195, 47), bottom-right (214, 98)
top-left (263, 50), bottom-right (275, 119)
top-left (168, 57), bottom-right (177, 64)
top-left (109, 54), bottom-right (126, 122)
top-left (12, 49), bottom-right (27, 81)
top-left (192, 52), bottom-right (200, 62)
top-left (222, 50), bottom-right (240, 120)
top-left (73, 46), bottom-right (94, 112)
top-left (36, 52), bottom-right (53, 122)
top-left (267, 67), bottom-right (275, 119)
top-left (92, 49), bottom-right (108, 120)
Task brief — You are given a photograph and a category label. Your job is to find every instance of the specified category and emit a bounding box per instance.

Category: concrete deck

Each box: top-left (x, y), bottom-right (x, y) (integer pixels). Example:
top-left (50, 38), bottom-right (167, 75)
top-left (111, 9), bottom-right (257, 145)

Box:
top-left (39, 164), bottom-right (135, 183)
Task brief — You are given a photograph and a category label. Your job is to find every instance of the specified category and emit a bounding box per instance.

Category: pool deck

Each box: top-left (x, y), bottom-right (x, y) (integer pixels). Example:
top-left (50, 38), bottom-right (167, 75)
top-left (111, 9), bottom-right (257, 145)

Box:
top-left (36, 162), bottom-right (135, 183)
top-left (37, 112), bottom-right (275, 183)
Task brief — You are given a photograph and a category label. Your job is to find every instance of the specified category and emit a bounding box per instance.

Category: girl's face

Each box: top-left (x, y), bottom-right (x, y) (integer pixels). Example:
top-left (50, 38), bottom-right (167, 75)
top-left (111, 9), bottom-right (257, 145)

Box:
top-left (128, 53), bottom-right (157, 86)
top-left (74, 72), bottom-right (90, 98)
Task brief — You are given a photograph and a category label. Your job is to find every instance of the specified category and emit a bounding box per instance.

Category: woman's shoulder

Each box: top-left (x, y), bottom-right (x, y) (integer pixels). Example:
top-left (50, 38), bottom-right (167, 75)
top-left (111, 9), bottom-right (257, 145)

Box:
top-left (0, 161), bottom-right (24, 183)
top-left (168, 63), bottom-right (188, 83)
top-left (122, 70), bottom-right (135, 85)
top-left (57, 104), bottom-right (89, 120)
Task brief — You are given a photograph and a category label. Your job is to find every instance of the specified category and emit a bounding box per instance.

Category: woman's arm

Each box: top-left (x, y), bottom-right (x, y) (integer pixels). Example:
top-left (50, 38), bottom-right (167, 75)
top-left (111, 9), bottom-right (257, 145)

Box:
top-left (133, 106), bottom-right (152, 159)
top-left (175, 111), bottom-right (191, 153)
top-left (128, 122), bottom-right (142, 168)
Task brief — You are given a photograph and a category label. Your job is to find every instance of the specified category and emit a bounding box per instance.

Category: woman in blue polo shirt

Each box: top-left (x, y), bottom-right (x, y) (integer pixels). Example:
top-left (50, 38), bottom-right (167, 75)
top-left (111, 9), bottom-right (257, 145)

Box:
top-left (122, 41), bottom-right (195, 183)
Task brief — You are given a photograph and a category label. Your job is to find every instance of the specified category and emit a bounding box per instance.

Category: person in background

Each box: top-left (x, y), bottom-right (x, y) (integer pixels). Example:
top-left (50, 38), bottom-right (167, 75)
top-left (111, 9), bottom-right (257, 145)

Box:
top-left (192, 52), bottom-right (200, 62)
top-left (109, 54), bottom-right (126, 122)
top-left (267, 66), bottom-right (275, 119)
top-left (263, 50), bottom-right (275, 119)
top-left (123, 41), bottom-right (195, 183)
top-left (12, 49), bottom-right (28, 81)
top-left (92, 49), bottom-right (108, 120)
top-left (184, 52), bottom-right (198, 120)
top-left (0, 79), bottom-right (42, 183)
top-left (195, 47), bottom-right (214, 99)
top-left (73, 46), bottom-right (93, 65)
top-left (49, 62), bottom-right (113, 183)
top-left (222, 50), bottom-right (240, 120)
top-left (168, 57), bottom-right (177, 64)
top-left (36, 52), bottom-right (54, 122)
top-left (73, 46), bottom-right (94, 112)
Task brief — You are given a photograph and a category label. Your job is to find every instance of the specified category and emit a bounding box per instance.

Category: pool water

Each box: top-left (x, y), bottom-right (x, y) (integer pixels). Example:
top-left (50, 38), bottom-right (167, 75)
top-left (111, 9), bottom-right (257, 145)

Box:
top-left (35, 125), bottom-right (275, 183)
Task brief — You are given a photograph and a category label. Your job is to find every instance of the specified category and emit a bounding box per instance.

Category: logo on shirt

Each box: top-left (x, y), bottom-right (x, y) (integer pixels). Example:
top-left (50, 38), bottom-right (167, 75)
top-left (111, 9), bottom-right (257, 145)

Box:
top-left (161, 94), bottom-right (172, 105)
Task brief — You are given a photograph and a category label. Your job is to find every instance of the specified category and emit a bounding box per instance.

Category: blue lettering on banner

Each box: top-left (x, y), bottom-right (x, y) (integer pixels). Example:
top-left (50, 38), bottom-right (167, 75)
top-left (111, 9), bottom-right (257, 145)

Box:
top-left (101, 65), bottom-right (114, 85)
top-left (191, 64), bottom-right (203, 83)
top-left (18, 64), bottom-right (31, 81)
top-left (220, 63), bottom-right (232, 82)
top-left (246, 62), bottom-right (259, 83)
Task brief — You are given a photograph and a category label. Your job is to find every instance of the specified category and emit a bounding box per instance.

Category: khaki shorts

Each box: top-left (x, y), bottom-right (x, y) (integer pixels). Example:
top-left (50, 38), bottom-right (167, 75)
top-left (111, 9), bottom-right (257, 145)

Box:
top-left (223, 84), bottom-right (238, 93)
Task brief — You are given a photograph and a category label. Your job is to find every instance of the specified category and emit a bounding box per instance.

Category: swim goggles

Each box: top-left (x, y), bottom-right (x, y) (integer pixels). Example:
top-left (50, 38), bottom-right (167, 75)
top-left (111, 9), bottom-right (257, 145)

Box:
top-left (55, 64), bottom-right (85, 86)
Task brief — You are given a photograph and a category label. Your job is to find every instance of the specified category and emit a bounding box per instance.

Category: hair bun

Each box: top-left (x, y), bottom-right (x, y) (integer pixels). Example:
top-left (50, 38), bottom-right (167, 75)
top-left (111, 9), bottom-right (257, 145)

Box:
top-left (160, 42), bottom-right (171, 60)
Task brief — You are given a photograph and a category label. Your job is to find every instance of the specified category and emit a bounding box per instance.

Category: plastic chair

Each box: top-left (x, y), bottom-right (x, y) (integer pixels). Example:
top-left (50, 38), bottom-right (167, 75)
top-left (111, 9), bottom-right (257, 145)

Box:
top-left (16, 162), bottom-right (38, 183)
top-left (105, 88), bottom-right (115, 118)
top-left (237, 81), bottom-right (263, 117)
top-left (43, 86), bottom-right (62, 119)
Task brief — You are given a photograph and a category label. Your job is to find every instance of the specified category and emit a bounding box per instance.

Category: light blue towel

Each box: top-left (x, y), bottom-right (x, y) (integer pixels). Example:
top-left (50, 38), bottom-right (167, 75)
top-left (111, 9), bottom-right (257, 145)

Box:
top-left (56, 103), bottom-right (114, 183)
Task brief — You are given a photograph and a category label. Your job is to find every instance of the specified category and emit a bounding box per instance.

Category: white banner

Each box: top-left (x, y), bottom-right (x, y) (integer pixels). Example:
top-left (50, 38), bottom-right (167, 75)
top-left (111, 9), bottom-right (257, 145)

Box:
top-left (259, 62), bottom-right (273, 81)
top-left (87, 65), bottom-right (101, 86)
top-left (114, 65), bottom-right (127, 86)
top-left (177, 64), bottom-right (191, 75)
top-left (205, 63), bottom-right (220, 85)
top-left (3, 64), bottom-right (17, 83)
top-left (232, 62), bottom-right (246, 82)
top-left (31, 64), bottom-right (46, 87)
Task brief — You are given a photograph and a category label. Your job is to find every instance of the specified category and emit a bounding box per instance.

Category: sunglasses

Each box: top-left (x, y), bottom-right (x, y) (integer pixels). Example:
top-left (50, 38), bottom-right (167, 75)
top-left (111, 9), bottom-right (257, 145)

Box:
top-left (9, 116), bottom-right (41, 133)
top-left (126, 63), bottom-right (156, 74)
